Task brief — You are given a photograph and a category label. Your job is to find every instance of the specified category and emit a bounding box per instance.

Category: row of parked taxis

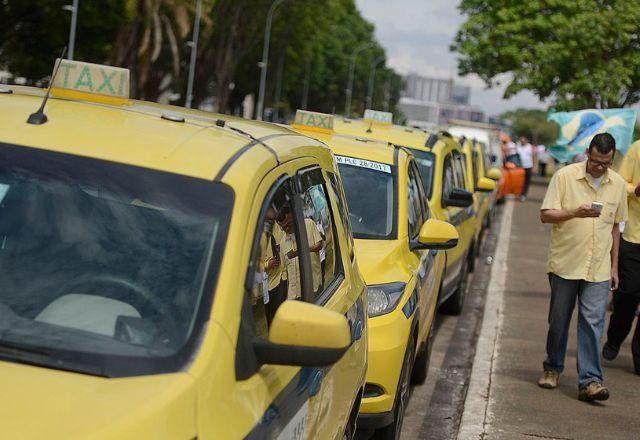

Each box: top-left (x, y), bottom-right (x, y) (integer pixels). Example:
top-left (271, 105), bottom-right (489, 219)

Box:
top-left (0, 60), bottom-right (501, 440)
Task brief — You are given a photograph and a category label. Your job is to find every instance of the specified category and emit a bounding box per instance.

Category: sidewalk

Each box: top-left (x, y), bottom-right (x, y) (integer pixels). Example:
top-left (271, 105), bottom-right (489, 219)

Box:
top-left (459, 178), bottom-right (640, 440)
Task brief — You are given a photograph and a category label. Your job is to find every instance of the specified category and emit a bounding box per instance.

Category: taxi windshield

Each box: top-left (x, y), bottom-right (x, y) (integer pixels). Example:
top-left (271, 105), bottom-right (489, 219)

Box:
top-left (408, 148), bottom-right (435, 199)
top-left (337, 158), bottom-right (396, 239)
top-left (0, 143), bottom-right (232, 377)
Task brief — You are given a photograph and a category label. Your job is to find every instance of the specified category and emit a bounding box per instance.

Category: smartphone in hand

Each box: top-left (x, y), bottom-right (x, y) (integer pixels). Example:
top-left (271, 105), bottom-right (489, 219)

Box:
top-left (591, 201), bottom-right (604, 214)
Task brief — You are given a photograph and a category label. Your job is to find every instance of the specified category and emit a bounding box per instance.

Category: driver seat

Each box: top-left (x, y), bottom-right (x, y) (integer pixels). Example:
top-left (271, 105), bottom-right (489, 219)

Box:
top-left (35, 294), bottom-right (141, 337)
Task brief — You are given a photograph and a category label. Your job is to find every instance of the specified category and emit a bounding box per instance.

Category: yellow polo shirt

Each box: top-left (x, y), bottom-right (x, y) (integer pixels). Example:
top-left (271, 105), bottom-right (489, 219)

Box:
top-left (619, 140), bottom-right (640, 244)
top-left (541, 162), bottom-right (628, 281)
top-left (279, 219), bottom-right (323, 299)
top-left (262, 223), bottom-right (284, 290)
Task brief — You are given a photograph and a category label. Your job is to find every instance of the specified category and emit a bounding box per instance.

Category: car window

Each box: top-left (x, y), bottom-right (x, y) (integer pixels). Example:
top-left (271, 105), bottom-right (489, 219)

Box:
top-left (408, 148), bottom-right (435, 199)
top-left (337, 156), bottom-right (396, 240)
top-left (327, 171), bottom-right (355, 261)
top-left (410, 160), bottom-right (430, 220)
top-left (250, 179), bottom-right (301, 339)
top-left (453, 154), bottom-right (467, 190)
top-left (472, 150), bottom-right (480, 187)
top-left (0, 144), bottom-right (232, 377)
top-left (443, 154), bottom-right (455, 201)
top-left (298, 168), bottom-right (342, 302)
top-left (407, 160), bottom-right (425, 239)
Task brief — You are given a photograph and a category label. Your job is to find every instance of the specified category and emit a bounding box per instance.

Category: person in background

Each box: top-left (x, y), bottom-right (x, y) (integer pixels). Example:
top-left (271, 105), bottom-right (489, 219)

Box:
top-left (602, 139), bottom-right (640, 375)
top-left (537, 144), bottom-right (550, 177)
top-left (538, 133), bottom-right (627, 402)
top-left (517, 136), bottom-right (535, 201)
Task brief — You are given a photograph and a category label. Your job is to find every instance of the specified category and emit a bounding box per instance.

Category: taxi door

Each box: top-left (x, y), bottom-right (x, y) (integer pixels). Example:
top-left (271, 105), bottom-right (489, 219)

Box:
top-left (452, 152), bottom-right (477, 257)
top-left (232, 158), bottom-right (329, 439)
top-left (306, 166), bottom-right (367, 439)
top-left (441, 153), bottom-right (466, 291)
top-left (406, 158), bottom-right (438, 345)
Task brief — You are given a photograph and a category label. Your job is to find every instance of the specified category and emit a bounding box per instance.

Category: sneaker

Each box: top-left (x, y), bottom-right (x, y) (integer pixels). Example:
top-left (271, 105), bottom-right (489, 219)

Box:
top-left (602, 342), bottom-right (619, 361)
top-left (538, 370), bottom-right (559, 389)
top-left (578, 382), bottom-right (610, 402)
top-left (520, 195), bottom-right (527, 202)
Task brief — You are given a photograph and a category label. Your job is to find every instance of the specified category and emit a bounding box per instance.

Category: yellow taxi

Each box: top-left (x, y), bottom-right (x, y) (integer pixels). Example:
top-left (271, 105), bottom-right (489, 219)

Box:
top-left (0, 60), bottom-right (368, 439)
top-left (459, 137), bottom-right (497, 259)
top-left (291, 111), bottom-right (459, 437)
top-left (335, 113), bottom-right (476, 315)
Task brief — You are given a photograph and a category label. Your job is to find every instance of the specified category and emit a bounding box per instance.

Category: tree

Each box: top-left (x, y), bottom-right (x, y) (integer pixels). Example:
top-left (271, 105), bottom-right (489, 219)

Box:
top-left (499, 109), bottom-right (558, 145)
top-left (110, 0), bottom-right (193, 101)
top-left (0, 0), bottom-right (127, 83)
top-left (452, 1), bottom-right (640, 110)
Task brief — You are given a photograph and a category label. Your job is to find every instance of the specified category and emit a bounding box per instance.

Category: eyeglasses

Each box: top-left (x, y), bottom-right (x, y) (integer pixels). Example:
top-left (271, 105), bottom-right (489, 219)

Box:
top-left (588, 156), bottom-right (612, 168)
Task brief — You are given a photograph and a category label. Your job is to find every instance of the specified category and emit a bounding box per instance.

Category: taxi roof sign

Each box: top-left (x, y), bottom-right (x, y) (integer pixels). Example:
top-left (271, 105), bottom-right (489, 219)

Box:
top-left (50, 59), bottom-right (130, 103)
top-left (363, 109), bottom-right (393, 124)
top-left (292, 110), bottom-right (334, 133)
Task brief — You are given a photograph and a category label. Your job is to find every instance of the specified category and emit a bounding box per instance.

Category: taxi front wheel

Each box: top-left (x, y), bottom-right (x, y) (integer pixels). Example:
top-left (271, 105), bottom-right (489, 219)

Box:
top-left (375, 336), bottom-right (415, 440)
top-left (441, 257), bottom-right (469, 316)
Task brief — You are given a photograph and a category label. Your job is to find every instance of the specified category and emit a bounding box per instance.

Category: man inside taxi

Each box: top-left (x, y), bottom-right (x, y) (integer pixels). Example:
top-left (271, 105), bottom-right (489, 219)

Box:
top-left (276, 205), bottom-right (324, 299)
top-left (262, 206), bottom-right (285, 323)
top-left (538, 133), bottom-right (628, 402)
top-left (603, 139), bottom-right (640, 375)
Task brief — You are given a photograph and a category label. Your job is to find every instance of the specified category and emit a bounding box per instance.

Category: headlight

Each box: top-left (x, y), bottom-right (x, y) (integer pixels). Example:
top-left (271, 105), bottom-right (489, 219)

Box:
top-left (367, 282), bottom-right (407, 317)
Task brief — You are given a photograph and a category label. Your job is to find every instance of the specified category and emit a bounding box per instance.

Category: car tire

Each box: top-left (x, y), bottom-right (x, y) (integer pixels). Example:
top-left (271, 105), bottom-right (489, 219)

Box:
top-left (375, 336), bottom-right (415, 440)
top-left (440, 258), bottom-right (469, 316)
top-left (411, 317), bottom-right (435, 385)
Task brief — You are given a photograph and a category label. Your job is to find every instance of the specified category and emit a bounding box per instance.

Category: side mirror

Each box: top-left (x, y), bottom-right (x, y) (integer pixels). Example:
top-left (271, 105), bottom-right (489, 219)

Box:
top-left (252, 300), bottom-right (351, 367)
top-left (443, 187), bottom-right (474, 208)
top-left (486, 167), bottom-right (501, 181)
top-left (411, 218), bottom-right (459, 250)
top-left (475, 177), bottom-right (496, 192)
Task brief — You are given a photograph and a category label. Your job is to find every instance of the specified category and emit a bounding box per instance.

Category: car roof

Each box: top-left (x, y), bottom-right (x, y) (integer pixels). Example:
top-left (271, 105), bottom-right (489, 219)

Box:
top-left (0, 86), bottom-right (328, 182)
top-left (291, 127), bottom-right (400, 166)
top-left (334, 118), bottom-right (438, 151)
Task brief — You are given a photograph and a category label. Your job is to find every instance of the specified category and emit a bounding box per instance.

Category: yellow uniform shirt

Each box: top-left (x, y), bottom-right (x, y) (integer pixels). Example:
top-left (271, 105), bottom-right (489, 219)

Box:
top-left (541, 162), bottom-right (628, 282)
top-left (619, 140), bottom-right (640, 244)
top-left (262, 223), bottom-right (284, 291)
top-left (279, 219), bottom-right (323, 299)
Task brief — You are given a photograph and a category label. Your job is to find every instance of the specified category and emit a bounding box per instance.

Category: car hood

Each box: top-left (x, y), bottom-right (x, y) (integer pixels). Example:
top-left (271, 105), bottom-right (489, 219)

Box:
top-left (0, 359), bottom-right (197, 439)
top-left (354, 238), bottom-right (412, 285)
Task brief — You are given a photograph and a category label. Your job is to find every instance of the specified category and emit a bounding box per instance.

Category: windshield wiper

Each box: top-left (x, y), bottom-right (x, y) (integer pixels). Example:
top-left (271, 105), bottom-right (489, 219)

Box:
top-left (0, 340), bottom-right (108, 377)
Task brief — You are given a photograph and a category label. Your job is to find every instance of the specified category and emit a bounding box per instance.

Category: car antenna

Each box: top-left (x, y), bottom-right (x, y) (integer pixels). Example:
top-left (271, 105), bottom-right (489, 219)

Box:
top-left (27, 46), bottom-right (67, 125)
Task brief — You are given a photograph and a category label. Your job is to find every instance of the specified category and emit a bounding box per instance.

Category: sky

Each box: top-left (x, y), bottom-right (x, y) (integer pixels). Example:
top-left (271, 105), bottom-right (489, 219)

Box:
top-left (354, 0), bottom-right (546, 117)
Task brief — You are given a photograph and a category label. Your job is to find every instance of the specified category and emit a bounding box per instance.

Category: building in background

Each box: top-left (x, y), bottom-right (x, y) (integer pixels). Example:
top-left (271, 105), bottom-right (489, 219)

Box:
top-left (398, 73), bottom-right (484, 129)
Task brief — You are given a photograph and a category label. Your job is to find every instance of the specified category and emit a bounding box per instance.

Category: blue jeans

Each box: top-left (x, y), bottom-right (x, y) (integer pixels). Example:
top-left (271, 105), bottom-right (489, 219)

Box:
top-left (543, 273), bottom-right (610, 387)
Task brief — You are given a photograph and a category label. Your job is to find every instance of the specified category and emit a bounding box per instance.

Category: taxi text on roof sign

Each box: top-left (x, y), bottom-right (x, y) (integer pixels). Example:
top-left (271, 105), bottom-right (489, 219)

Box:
top-left (292, 110), bottom-right (334, 133)
top-left (363, 109), bottom-right (393, 125)
top-left (50, 59), bottom-right (130, 104)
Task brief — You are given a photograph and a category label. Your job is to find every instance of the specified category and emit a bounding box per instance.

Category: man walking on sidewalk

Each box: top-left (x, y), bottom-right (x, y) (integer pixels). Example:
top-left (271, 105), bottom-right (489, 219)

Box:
top-left (517, 136), bottom-right (535, 201)
top-left (538, 133), bottom-right (627, 402)
top-left (603, 139), bottom-right (640, 374)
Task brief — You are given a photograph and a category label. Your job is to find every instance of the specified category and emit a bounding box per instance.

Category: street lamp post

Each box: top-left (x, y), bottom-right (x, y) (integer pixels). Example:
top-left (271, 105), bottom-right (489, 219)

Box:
top-left (344, 42), bottom-right (375, 118)
top-left (256, 0), bottom-right (285, 121)
top-left (63, 0), bottom-right (79, 60)
top-left (301, 57), bottom-right (312, 110)
top-left (185, 0), bottom-right (203, 108)
top-left (366, 56), bottom-right (385, 110)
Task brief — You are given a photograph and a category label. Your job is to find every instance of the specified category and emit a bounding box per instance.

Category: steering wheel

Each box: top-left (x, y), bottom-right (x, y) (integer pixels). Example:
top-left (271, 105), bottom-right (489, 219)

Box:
top-left (58, 274), bottom-right (179, 344)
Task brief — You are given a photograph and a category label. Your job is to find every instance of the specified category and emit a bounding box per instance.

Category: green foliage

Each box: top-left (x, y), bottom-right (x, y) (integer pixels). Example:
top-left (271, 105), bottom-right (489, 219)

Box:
top-left (498, 109), bottom-right (558, 145)
top-left (0, 0), bottom-right (127, 82)
top-left (453, 1), bottom-right (640, 110)
top-left (0, 0), bottom-right (402, 117)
